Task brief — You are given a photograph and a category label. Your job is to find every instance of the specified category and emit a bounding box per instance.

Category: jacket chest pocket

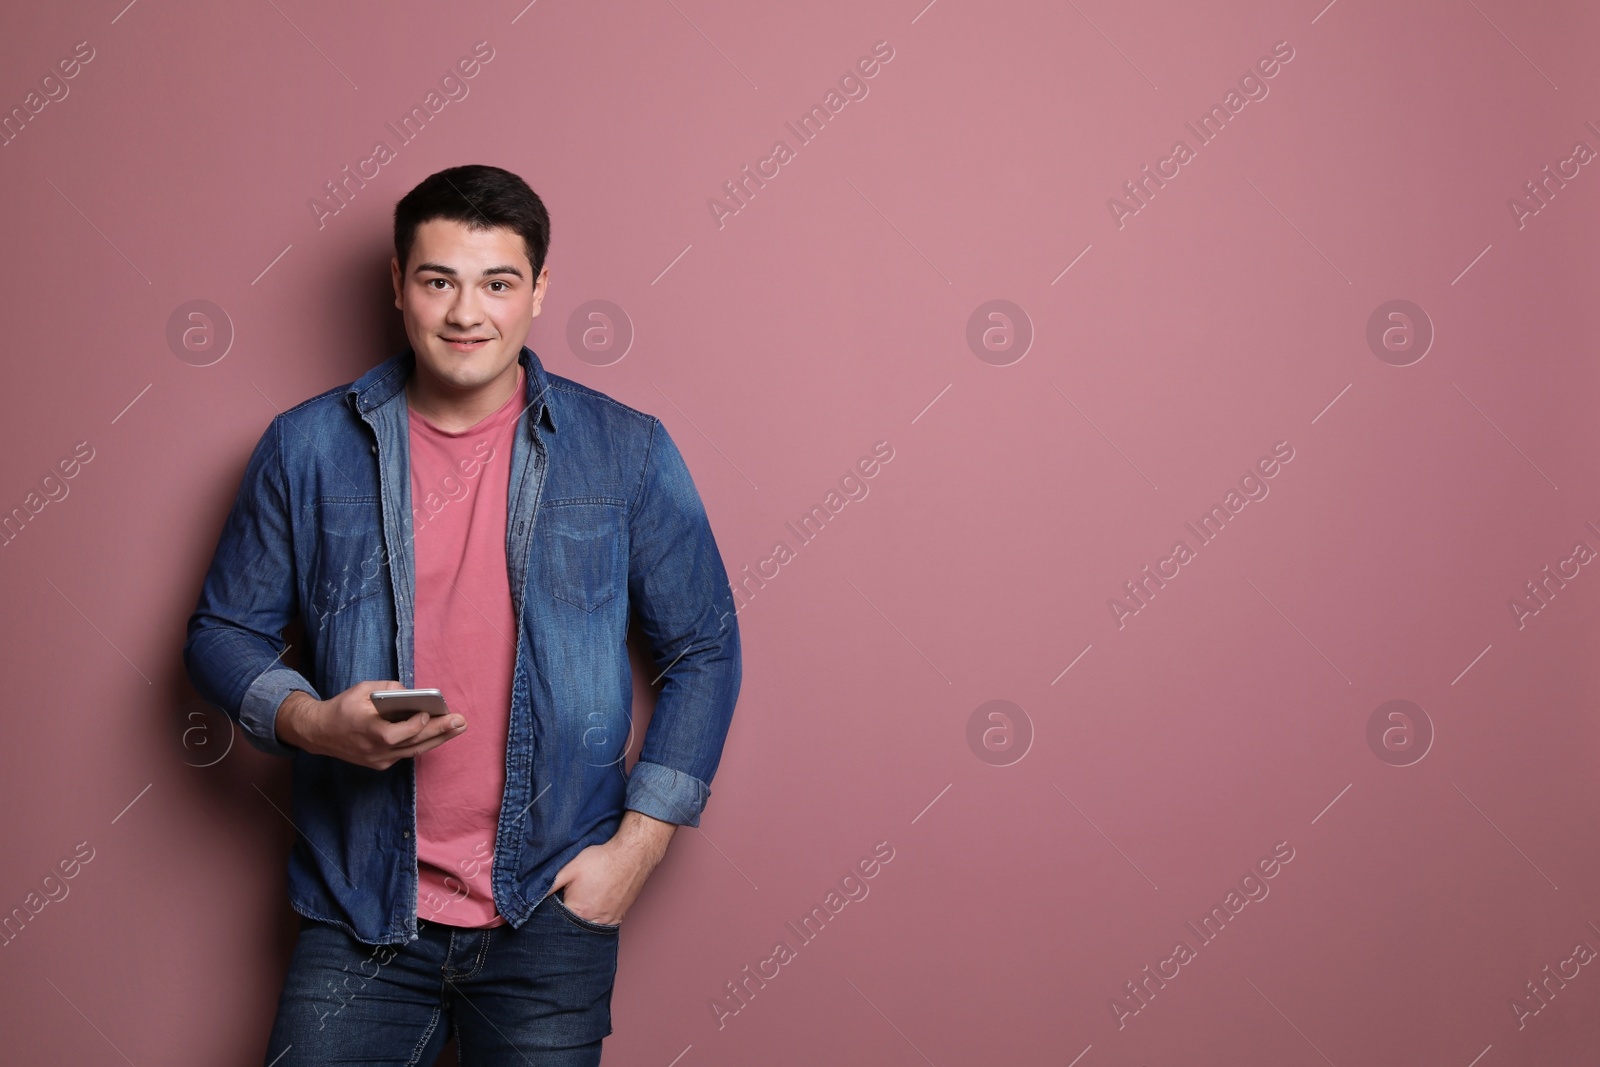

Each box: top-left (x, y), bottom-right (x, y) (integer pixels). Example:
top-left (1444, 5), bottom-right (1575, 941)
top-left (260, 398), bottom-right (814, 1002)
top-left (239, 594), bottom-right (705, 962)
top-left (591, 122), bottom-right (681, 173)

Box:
top-left (307, 497), bottom-right (386, 625)
top-left (535, 498), bottom-right (626, 613)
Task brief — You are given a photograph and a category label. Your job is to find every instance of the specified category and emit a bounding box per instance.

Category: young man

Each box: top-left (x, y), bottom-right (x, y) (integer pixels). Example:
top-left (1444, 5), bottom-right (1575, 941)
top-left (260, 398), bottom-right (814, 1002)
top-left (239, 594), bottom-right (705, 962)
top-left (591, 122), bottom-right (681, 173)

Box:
top-left (183, 165), bottom-right (742, 1065)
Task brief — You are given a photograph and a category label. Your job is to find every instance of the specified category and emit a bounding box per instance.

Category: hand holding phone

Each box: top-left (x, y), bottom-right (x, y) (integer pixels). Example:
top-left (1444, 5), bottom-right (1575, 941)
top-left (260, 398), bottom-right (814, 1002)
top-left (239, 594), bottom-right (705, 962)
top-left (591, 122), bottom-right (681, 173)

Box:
top-left (276, 681), bottom-right (465, 771)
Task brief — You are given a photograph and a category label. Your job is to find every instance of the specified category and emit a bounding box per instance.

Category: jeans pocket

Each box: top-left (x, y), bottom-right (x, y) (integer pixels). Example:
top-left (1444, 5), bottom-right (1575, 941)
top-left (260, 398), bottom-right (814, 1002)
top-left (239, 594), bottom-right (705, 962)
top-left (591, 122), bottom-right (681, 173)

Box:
top-left (548, 890), bottom-right (621, 934)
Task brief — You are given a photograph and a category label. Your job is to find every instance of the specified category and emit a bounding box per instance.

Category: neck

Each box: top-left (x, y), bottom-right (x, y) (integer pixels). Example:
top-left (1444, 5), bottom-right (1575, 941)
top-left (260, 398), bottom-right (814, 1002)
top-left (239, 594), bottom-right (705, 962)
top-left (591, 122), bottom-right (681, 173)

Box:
top-left (407, 356), bottom-right (523, 432)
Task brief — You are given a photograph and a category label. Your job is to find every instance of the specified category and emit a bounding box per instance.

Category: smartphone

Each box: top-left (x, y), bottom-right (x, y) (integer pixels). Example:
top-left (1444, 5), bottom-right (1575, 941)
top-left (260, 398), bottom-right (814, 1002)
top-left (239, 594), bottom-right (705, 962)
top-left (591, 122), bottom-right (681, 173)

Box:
top-left (370, 688), bottom-right (451, 723)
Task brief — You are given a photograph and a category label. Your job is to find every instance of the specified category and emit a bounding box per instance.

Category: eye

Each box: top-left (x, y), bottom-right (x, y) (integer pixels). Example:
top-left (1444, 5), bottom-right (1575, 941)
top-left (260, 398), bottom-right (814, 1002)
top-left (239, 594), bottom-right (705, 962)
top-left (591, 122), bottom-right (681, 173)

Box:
top-left (426, 278), bottom-right (450, 290)
top-left (489, 281), bottom-right (509, 292)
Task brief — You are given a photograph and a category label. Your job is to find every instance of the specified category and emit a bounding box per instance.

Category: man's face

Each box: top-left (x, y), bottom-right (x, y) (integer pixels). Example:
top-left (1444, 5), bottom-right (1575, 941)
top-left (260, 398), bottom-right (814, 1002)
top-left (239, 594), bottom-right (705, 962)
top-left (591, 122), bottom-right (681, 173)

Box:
top-left (391, 217), bottom-right (549, 396)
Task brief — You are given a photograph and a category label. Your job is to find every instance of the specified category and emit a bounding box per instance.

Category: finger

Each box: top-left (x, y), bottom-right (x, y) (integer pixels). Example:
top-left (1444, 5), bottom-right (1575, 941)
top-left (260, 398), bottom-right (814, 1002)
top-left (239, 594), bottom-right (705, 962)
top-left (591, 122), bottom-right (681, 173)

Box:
top-left (393, 716), bottom-right (464, 750)
top-left (394, 714), bottom-right (466, 749)
top-left (421, 714), bottom-right (467, 742)
top-left (391, 727), bottom-right (464, 761)
top-left (377, 711), bottom-right (433, 746)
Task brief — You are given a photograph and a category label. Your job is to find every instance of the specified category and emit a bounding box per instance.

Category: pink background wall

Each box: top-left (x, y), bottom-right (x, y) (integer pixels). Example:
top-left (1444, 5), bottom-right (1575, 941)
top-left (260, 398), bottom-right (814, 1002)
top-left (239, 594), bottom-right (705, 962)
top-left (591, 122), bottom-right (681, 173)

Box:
top-left (2, 0), bottom-right (1598, 1063)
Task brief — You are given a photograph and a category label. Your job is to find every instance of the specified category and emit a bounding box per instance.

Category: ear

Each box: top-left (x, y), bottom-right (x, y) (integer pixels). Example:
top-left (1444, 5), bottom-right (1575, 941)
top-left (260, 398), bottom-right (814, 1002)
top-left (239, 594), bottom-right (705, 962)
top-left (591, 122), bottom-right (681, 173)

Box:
top-left (391, 257), bottom-right (404, 310)
top-left (529, 264), bottom-right (551, 317)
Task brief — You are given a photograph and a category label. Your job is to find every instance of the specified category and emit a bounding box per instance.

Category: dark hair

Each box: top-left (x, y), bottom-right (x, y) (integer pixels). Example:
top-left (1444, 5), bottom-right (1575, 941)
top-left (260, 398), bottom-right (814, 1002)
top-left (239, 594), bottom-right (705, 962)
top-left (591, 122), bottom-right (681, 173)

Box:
top-left (393, 165), bottom-right (550, 279)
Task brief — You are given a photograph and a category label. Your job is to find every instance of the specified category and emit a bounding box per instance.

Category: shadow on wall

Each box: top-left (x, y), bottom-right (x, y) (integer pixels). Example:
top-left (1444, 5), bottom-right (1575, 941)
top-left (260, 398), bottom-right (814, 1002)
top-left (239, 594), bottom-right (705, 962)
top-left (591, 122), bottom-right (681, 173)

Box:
top-left (372, 245), bottom-right (414, 363)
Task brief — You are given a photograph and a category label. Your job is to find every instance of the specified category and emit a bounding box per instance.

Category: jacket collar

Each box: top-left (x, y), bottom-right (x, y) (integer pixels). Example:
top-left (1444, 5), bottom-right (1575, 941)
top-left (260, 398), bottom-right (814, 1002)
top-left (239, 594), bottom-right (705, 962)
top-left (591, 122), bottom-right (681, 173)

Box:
top-left (346, 344), bottom-right (558, 433)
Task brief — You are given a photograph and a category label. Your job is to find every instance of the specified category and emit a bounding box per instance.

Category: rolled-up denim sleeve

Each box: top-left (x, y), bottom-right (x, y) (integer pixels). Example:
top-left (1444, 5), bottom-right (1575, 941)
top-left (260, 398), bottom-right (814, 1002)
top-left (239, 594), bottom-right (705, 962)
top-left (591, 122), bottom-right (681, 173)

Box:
top-left (240, 668), bottom-right (320, 758)
top-left (623, 419), bottom-right (742, 827)
top-left (624, 761), bottom-right (712, 827)
top-left (183, 416), bottom-right (321, 758)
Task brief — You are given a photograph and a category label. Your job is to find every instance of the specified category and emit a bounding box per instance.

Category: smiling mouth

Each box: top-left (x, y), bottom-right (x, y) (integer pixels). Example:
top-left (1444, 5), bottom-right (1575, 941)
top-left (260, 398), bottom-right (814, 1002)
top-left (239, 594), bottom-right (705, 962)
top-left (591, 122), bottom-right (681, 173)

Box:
top-left (444, 337), bottom-right (490, 347)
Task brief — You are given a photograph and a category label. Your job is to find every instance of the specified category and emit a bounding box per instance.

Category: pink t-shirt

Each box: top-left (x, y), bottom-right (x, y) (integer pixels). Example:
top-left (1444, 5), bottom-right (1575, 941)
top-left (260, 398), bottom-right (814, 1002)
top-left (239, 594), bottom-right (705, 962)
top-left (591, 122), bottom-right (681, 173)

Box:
top-left (407, 364), bottom-right (526, 927)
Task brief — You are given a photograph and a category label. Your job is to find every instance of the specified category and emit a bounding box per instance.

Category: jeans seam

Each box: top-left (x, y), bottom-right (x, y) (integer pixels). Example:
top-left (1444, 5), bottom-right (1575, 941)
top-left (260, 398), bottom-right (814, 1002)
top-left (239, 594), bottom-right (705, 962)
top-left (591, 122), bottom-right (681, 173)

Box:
top-left (442, 929), bottom-right (460, 980)
top-left (404, 1006), bottom-right (443, 1067)
top-left (462, 930), bottom-right (491, 981)
top-left (441, 928), bottom-right (492, 982)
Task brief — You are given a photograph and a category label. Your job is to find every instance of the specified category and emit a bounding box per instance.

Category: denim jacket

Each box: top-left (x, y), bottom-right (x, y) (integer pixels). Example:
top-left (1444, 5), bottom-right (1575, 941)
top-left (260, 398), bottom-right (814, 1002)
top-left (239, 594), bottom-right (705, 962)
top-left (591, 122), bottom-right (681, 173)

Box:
top-left (183, 345), bottom-right (741, 945)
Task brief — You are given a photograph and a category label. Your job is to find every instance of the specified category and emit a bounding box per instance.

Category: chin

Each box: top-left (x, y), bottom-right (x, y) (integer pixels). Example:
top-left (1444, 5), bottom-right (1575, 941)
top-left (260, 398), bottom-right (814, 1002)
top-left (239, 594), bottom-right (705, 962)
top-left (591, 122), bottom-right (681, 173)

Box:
top-left (426, 342), bottom-right (490, 365)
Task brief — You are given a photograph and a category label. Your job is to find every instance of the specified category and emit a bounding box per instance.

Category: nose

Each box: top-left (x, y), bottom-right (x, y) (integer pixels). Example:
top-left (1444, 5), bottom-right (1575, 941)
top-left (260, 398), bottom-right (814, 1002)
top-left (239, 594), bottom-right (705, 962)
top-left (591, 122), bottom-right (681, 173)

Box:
top-left (445, 287), bottom-right (486, 331)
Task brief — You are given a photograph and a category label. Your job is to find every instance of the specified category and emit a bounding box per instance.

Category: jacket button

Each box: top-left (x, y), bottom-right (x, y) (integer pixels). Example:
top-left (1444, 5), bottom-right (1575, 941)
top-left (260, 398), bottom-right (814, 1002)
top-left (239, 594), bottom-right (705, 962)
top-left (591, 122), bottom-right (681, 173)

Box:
top-left (402, 830), bottom-right (411, 839)
top-left (370, 444), bottom-right (377, 454)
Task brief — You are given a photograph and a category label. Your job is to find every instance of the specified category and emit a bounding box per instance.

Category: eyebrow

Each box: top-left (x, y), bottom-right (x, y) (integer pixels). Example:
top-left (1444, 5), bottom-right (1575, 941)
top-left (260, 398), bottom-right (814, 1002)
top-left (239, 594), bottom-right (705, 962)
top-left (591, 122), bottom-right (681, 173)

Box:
top-left (413, 261), bottom-right (525, 280)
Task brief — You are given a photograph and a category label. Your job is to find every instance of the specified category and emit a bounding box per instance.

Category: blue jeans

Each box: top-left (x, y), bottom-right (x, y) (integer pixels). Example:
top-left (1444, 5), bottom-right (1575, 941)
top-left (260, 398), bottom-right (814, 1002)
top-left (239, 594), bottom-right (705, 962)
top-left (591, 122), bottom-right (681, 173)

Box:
top-left (263, 892), bottom-right (618, 1065)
